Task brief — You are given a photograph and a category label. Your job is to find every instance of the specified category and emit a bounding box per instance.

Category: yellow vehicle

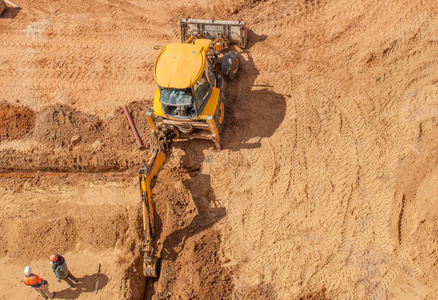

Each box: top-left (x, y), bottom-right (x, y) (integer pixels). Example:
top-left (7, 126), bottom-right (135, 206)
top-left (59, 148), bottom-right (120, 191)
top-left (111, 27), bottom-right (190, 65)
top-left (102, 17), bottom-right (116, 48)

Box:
top-left (146, 18), bottom-right (247, 150)
top-left (140, 19), bottom-right (247, 277)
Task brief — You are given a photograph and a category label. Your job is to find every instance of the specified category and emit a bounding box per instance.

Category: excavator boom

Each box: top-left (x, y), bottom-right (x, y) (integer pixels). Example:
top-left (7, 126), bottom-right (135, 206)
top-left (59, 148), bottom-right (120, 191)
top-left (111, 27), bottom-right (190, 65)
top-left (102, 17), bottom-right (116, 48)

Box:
top-left (139, 124), bottom-right (177, 277)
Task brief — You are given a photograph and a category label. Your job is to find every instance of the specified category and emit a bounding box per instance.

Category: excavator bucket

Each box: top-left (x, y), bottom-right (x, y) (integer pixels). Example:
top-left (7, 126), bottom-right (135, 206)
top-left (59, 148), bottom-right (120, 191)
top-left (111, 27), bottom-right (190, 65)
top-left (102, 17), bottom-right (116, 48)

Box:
top-left (144, 257), bottom-right (158, 277)
top-left (180, 18), bottom-right (248, 48)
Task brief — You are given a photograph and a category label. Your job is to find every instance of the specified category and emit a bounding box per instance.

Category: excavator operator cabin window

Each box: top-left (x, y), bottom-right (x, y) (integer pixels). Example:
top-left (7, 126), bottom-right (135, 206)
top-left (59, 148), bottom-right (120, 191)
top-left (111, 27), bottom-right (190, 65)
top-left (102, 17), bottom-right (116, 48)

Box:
top-left (193, 75), bottom-right (210, 108)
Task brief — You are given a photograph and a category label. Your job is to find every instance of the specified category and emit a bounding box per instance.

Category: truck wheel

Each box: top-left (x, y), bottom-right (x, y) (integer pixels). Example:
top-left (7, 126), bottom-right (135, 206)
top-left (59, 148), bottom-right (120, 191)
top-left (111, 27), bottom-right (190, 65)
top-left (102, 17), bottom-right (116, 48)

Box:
top-left (222, 52), bottom-right (240, 79)
top-left (215, 94), bottom-right (225, 134)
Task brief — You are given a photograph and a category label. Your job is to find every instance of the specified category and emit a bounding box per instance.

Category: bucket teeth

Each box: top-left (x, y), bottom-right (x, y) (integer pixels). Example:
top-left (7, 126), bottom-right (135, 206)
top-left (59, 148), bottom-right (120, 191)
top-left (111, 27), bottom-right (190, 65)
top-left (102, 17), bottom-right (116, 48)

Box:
top-left (143, 257), bottom-right (158, 277)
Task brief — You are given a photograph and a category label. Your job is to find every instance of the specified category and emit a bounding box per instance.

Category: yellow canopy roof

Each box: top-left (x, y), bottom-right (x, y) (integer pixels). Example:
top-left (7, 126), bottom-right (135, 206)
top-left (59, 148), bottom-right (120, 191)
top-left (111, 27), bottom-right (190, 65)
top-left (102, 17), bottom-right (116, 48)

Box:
top-left (154, 43), bottom-right (207, 89)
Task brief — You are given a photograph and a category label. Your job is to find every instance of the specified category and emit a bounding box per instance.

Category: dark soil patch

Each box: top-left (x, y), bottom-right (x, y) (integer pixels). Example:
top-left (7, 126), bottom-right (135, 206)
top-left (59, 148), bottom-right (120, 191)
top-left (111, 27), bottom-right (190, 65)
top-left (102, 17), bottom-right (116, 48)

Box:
top-left (0, 101), bottom-right (154, 172)
top-left (34, 104), bottom-right (103, 147)
top-left (0, 103), bottom-right (36, 141)
top-left (149, 230), bottom-right (234, 300)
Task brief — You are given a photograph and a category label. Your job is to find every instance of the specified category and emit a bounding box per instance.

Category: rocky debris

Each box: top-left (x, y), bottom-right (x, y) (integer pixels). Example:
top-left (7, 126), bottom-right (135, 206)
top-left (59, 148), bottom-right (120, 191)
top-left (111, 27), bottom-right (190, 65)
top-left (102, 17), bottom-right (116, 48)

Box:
top-left (71, 134), bottom-right (81, 146)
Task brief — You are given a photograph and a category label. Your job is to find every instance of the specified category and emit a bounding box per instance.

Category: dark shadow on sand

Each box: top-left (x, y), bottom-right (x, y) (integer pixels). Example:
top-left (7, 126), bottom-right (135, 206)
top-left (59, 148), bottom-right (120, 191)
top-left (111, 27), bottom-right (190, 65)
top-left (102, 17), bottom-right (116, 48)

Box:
top-left (0, 7), bottom-right (21, 19)
top-left (222, 30), bottom-right (286, 150)
top-left (52, 273), bottom-right (108, 299)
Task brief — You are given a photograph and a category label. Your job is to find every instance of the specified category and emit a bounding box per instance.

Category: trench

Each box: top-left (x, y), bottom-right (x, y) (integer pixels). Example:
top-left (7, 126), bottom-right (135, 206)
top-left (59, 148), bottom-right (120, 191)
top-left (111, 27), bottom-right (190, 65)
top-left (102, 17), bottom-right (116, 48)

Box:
top-left (0, 155), bottom-right (233, 299)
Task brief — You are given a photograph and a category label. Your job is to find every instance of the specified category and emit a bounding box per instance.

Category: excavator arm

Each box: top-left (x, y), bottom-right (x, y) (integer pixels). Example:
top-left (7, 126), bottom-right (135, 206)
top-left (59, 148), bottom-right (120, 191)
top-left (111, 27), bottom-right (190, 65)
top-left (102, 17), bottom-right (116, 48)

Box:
top-left (139, 124), bottom-right (178, 277)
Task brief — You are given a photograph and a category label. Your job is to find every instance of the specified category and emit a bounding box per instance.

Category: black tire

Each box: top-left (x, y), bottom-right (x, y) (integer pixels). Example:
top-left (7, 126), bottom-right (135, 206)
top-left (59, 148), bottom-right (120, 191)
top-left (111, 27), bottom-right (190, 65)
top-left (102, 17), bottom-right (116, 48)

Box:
top-left (214, 93), bottom-right (225, 134)
top-left (222, 52), bottom-right (240, 80)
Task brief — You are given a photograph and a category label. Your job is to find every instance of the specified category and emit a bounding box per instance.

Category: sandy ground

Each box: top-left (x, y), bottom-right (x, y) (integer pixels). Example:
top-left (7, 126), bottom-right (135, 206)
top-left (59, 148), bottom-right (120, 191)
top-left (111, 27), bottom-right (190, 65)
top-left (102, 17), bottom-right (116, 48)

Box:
top-left (1, 0), bottom-right (438, 299)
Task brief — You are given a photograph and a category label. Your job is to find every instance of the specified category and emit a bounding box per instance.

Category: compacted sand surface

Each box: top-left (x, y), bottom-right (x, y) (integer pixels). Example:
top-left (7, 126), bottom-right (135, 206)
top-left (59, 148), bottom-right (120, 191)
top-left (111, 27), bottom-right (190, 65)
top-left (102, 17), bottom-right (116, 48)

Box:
top-left (1, 0), bottom-right (438, 299)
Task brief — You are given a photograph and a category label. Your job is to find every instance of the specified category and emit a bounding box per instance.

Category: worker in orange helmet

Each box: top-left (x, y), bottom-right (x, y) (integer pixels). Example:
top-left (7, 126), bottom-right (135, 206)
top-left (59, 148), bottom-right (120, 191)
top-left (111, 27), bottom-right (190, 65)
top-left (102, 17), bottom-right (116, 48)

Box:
top-left (23, 266), bottom-right (54, 299)
top-left (49, 254), bottom-right (78, 288)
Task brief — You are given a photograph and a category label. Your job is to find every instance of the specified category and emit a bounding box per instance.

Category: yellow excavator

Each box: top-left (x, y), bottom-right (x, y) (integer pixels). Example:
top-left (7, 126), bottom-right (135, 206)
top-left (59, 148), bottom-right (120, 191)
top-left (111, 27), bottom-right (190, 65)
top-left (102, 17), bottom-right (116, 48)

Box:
top-left (139, 18), bottom-right (247, 277)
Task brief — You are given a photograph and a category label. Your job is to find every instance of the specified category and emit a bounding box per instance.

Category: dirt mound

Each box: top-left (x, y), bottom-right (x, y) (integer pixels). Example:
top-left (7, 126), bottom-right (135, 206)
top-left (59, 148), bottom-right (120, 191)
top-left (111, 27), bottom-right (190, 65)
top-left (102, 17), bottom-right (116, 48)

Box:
top-left (105, 100), bottom-right (152, 152)
top-left (34, 104), bottom-right (102, 147)
top-left (0, 103), bottom-right (35, 141)
top-left (0, 101), bottom-right (152, 172)
top-left (32, 101), bottom-right (151, 151)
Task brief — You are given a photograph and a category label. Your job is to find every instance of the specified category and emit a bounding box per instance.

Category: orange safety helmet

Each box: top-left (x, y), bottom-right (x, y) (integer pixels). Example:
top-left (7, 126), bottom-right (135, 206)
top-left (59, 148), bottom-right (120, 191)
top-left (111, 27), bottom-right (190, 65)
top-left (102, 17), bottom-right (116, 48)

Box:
top-left (49, 254), bottom-right (58, 262)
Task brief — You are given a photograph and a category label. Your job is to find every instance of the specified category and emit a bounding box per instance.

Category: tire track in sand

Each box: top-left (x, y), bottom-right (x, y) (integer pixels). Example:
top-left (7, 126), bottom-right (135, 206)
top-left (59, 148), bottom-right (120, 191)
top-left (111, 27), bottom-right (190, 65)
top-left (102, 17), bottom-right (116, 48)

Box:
top-left (0, 1), bottom-right (175, 117)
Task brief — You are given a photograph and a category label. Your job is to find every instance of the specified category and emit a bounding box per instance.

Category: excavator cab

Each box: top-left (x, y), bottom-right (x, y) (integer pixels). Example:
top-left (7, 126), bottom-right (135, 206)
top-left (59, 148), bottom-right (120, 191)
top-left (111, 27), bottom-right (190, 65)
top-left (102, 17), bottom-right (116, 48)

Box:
top-left (159, 87), bottom-right (196, 118)
top-left (158, 63), bottom-right (215, 120)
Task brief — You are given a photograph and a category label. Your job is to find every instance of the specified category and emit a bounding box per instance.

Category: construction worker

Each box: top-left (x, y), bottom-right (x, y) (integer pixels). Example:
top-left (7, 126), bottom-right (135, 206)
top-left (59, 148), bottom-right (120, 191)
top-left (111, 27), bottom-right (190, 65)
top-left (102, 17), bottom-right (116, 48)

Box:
top-left (23, 266), bottom-right (54, 299)
top-left (49, 254), bottom-right (78, 288)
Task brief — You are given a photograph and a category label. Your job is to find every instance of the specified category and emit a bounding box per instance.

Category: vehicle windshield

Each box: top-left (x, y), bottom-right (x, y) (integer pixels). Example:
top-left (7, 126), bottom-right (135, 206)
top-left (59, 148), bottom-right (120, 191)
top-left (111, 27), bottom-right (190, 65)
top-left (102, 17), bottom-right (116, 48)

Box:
top-left (159, 87), bottom-right (192, 106)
